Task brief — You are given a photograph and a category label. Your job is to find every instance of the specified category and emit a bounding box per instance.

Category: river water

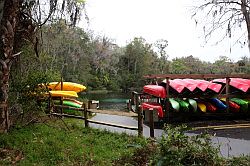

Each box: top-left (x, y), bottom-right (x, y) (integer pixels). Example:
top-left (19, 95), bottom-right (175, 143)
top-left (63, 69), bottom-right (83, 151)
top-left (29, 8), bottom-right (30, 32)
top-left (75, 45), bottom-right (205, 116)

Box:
top-left (84, 92), bottom-right (130, 110)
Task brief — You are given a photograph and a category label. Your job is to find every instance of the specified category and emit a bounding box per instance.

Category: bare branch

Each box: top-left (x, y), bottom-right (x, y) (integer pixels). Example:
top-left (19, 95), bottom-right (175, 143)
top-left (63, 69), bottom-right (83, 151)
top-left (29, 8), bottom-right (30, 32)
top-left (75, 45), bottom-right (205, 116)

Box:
top-left (192, 0), bottom-right (250, 50)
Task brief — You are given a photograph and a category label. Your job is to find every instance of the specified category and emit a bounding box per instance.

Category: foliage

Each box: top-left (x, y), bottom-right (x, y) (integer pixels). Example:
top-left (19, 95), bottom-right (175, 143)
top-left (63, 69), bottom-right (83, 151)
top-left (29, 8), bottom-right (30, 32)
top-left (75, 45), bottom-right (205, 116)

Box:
top-left (117, 37), bottom-right (159, 91)
top-left (153, 125), bottom-right (223, 166)
top-left (1, 118), bottom-right (250, 165)
top-left (114, 124), bottom-right (250, 166)
top-left (9, 69), bottom-right (60, 126)
top-left (113, 139), bottom-right (159, 166)
top-left (40, 22), bottom-right (93, 85)
top-left (0, 118), bottom-right (146, 165)
top-left (226, 155), bottom-right (250, 166)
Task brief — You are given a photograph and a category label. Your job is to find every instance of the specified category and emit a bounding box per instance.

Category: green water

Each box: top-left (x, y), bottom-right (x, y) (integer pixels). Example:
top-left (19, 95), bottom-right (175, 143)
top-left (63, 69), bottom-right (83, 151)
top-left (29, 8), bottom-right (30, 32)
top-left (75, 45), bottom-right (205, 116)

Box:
top-left (82, 92), bottom-right (130, 110)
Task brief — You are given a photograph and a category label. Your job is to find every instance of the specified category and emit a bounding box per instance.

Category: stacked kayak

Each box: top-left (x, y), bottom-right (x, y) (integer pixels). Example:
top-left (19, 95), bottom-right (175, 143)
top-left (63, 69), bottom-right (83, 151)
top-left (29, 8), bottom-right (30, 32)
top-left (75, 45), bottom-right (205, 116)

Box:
top-left (142, 81), bottom-right (250, 117)
top-left (143, 85), bottom-right (166, 98)
top-left (53, 98), bottom-right (83, 115)
top-left (220, 98), bottom-right (240, 112)
top-left (160, 79), bottom-right (222, 95)
top-left (44, 81), bottom-right (86, 113)
top-left (230, 98), bottom-right (248, 112)
top-left (212, 78), bottom-right (250, 94)
top-left (49, 91), bottom-right (78, 98)
top-left (47, 82), bottom-right (87, 92)
top-left (54, 99), bottom-right (83, 108)
top-left (169, 98), bottom-right (180, 112)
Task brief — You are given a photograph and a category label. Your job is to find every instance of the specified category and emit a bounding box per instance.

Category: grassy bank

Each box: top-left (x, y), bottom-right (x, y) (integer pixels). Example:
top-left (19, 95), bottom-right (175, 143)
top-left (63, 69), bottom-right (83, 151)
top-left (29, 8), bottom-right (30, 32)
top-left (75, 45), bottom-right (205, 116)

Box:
top-left (0, 118), bottom-right (146, 165)
top-left (0, 118), bottom-right (250, 165)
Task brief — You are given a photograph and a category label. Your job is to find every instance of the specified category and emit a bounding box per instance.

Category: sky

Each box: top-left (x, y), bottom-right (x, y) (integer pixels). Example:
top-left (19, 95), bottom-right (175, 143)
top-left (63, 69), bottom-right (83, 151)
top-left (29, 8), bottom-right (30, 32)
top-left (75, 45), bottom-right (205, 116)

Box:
top-left (81, 0), bottom-right (249, 62)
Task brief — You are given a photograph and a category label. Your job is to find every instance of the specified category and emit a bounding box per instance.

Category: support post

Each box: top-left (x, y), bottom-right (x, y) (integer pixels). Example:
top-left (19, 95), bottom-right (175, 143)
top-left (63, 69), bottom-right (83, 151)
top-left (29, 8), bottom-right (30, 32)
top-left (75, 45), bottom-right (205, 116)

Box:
top-left (84, 103), bottom-right (89, 127)
top-left (135, 92), bottom-right (139, 113)
top-left (137, 94), bottom-right (143, 137)
top-left (226, 77), bottom-right (230, 112)
top-left (165, 77), bottom-right (170, 121)
top-left (149, 108), bottom-right (154, 137)
top-left (48, 96), bottom-right (51, 113)
top-left (60, 77), bottom-right (63, 114)
top-left (131, 91), bottom-right (135, 105)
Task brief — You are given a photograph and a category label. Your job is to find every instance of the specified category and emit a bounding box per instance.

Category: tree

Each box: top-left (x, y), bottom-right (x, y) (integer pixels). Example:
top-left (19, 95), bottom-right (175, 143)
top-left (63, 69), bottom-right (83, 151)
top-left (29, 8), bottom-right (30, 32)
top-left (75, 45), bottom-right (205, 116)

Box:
top-left (118, 37), bottom-right (158, 91)
top-left (154, 39), bottom-right (169, 73)
top-left (170, 55), bottom-right (206, 74)
top-left (192, 0), bottom-right (250, 51)
top-left (40, 22), bottom-right (92, 84)
top-left (0, 0), bottom-right (86, 132)
top-left (213, 56), bottom-right (233, 74)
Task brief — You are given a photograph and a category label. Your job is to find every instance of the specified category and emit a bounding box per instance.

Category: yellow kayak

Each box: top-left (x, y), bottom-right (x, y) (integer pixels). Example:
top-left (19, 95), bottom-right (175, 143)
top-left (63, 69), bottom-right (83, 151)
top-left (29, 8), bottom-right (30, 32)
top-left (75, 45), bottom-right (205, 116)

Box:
top-left (197, 103), bottom-right (206, 113)
top-left (47, 82), bottom-right (86, 92)
top-left (49, 91), bottom-right (78, 98)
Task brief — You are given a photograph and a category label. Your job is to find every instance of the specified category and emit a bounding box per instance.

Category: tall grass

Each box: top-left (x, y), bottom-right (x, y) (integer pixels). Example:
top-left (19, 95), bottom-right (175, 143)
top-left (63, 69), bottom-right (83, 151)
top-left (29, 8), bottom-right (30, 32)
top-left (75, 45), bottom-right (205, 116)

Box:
top-left (0, 118), bottom-right (146, 165)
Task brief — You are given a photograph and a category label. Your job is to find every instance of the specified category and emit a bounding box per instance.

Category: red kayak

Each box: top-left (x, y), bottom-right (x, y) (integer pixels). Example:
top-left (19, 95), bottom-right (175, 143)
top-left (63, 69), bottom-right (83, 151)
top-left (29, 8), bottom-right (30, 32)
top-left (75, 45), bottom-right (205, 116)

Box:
top-left (143, 85), bottom-right (166, 98)
top-left (141, 102), bottom-right (164, 118)
top-left (220, 98), bottom-right (240, 112)
top-left (184, 79), bottom-right (208, 92)
top-left (160, 79), bottom-right (185, 93)
top-left (213, 78), bottom-right (249, 92)
top-left (171, 79), bottom-right (197, 92)
top-left (201, 101), bottom-right (217, 112)
top-left (198, 80), bottom-right (222, 93)
top-left (232, 78), bottom-right (250, 86)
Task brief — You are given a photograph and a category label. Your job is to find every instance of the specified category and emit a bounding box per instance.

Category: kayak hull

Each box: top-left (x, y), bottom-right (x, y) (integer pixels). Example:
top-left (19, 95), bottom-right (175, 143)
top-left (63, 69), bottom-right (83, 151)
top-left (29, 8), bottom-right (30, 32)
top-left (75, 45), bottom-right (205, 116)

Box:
top-left (49, 91), bottom-right (78, 98)
top-left (141, 102), bottom-right (164, 118)
top-left (169, 98), bottom-right (180, 112)
top-left (48, 82), bottom-right (86, 92)
top-left (143, 85), bottom-right (166, 98)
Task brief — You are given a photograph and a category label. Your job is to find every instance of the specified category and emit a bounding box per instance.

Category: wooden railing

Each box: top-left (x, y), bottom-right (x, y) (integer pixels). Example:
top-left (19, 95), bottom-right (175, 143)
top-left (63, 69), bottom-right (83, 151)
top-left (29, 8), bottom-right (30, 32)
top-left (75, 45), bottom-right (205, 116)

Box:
top-left (51, 100), bottom-right (144, 137)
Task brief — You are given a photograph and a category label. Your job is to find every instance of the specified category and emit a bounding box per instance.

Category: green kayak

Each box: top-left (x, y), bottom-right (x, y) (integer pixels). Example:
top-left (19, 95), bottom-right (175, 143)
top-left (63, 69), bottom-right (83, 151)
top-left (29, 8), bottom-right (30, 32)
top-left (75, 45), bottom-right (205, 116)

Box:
top-left (244, 99), bottom-right (250, 111)
top-left (188, 99), bottom-right (197, 112)
top-left (54, 100), bottom-right (82, 108)
top-left (169, 98), bottom-right (180, 112)
top-left (175, 99), bottom-right (189, 112)
top-left (53, 100), bottom-right (82, 115)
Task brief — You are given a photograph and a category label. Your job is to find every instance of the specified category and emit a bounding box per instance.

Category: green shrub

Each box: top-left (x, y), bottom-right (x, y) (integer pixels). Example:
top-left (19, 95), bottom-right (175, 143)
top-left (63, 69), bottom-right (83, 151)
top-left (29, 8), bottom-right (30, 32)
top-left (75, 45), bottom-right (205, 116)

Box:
top-left (226, 155), bottom-right (250, 166)
top-left (154, 125), bottom-right (223, 166)
top-left (9, 70), bottom-right (61, 127)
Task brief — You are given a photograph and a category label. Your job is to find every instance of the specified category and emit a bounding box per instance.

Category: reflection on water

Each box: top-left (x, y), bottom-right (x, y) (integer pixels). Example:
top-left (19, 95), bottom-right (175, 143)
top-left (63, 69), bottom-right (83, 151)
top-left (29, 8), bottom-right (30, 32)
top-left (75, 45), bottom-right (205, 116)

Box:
top-left (83, 92), bottom-right (130, 110)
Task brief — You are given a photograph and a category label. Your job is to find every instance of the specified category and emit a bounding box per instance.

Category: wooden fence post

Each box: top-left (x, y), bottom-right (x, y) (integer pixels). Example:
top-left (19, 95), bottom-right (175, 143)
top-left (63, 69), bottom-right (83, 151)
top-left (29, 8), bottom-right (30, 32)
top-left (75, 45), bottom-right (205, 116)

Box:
top-left (149, 108), bottom-right (154, 137)
top-left (138, 107), bottom-right (143, 137)
top-left (84, 103), bottom-right (89, 127)
top-left (137, 94), bottom-right (143, 137)
top-left (48, 95), bottom-right (51, 113)
top-left (131, 91), bottom-right (135, 105)
top-left (226, 77), bottom-right (230, 113)
top-left (165, 77), bottom-right (170, 122)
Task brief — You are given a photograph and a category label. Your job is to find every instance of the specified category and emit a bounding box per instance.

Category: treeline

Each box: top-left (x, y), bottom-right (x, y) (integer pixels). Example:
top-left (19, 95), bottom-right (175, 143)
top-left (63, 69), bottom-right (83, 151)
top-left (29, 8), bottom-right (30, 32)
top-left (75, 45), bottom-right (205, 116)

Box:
top-left (10, 21), bottom-right (250, 93)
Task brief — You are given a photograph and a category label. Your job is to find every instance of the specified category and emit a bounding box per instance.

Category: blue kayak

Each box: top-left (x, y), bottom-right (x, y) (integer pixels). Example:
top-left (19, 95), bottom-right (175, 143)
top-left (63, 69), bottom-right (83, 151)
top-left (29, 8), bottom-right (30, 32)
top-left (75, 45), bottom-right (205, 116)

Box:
top-left (210, 98), bottom-right (227, 110)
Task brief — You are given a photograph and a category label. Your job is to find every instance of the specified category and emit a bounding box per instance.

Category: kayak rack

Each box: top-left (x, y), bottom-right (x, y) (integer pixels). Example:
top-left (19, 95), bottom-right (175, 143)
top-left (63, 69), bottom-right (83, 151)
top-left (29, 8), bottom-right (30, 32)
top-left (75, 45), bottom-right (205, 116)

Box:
top-left (149, 74), bottom-right (250, 116)
top-left (128, 74), bottom-right (250, 137)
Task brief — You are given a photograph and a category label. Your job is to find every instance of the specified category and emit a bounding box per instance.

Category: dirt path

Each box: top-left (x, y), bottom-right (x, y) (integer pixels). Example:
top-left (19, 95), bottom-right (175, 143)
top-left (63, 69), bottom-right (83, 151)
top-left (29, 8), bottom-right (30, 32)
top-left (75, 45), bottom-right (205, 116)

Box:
top-left (88, 109), bottom-right (137, 117)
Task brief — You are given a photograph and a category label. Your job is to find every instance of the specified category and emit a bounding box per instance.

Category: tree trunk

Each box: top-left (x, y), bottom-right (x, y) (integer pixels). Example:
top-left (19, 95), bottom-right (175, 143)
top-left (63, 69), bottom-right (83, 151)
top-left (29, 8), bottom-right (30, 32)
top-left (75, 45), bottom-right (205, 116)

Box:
top-left (0, 0), bottom-right (5, 23)
top-left (0, 0), bottom-right (20, 133)
top-left (0, 60), bottom-right (11, 132)
top-left (241, 0), bottom-right (250, 51)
